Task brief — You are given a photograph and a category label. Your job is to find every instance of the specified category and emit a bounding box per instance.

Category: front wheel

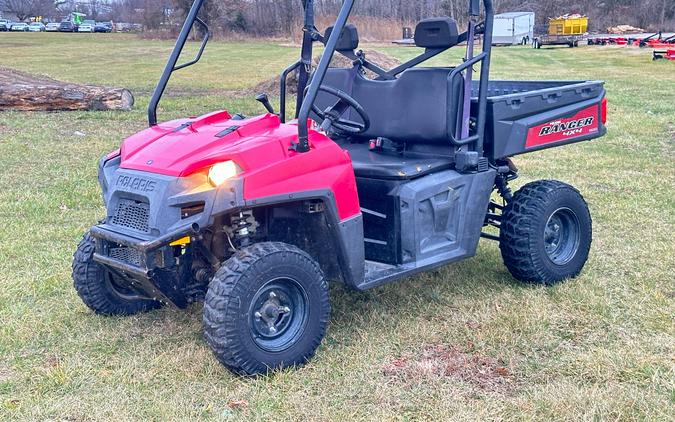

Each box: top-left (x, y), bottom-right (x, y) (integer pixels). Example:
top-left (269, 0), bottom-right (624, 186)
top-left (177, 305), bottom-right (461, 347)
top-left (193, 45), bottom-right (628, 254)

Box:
top-left (499, 180), bottom-right (592, 285)
top-left (203, 242), bottom-right (330, 375)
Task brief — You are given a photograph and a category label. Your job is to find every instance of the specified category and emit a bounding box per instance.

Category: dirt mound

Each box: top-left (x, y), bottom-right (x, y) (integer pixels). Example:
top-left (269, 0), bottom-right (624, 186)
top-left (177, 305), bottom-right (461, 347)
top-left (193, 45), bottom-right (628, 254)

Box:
top-left (248, 50), bottom-right (401, 97)
top-left (382, 344), bottom-right (514, 392)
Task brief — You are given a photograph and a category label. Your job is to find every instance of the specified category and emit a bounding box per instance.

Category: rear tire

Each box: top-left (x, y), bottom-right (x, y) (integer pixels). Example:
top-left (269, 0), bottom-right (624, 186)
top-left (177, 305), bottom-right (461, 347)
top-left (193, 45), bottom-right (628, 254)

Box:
top-left (499, 180), bottom-right (592, 285)
top-left (203, 242), bottom-right (330, 375)
top-left (72, 233), bottom-right (162, 315)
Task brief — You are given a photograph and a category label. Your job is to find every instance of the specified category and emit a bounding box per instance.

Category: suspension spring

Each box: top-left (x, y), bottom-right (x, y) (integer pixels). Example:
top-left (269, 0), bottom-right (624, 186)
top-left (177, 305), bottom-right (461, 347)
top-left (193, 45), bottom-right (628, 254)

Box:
top-left (231, 212), bottom-right (252, 247)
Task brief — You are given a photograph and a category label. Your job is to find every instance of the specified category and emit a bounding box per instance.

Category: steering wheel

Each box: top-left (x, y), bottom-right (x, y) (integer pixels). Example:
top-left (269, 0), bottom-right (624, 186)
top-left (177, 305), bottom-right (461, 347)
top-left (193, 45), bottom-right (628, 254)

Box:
top-left (309, 85), bottom-right (371, 135)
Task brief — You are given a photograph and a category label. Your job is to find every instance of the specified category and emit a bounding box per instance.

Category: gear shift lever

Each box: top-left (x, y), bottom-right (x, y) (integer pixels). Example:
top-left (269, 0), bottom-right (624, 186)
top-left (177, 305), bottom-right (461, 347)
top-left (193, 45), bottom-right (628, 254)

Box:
top-left (255, 93), bottom-right (275, 114)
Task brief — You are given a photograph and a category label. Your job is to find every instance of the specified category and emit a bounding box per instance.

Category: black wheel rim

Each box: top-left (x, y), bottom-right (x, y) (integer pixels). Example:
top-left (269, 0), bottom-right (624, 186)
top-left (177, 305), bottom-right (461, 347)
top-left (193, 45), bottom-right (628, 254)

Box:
top-left (544, 207), bottom-right (581, 265)
top-left (248, 277), bottom-right (309, 352)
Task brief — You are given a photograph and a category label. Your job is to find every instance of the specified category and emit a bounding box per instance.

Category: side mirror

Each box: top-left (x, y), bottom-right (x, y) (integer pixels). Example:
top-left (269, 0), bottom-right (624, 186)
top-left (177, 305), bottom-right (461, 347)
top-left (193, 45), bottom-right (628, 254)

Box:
top-left (469, 0), bottom-right (480, 16)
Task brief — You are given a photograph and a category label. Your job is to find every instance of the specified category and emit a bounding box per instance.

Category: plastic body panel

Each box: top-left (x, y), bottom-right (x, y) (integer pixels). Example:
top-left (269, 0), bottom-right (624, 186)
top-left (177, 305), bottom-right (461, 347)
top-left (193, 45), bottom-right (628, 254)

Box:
top-left (118, 112), bottom-right (361, 220)
top-left (354, 169), bottom-right (496, 267)
top-left (355, 169), bottom-right (497, 290)
top-left (470, 80), bottom-right (606, 159)
top-left (398, 169), bottom-right (495, 266)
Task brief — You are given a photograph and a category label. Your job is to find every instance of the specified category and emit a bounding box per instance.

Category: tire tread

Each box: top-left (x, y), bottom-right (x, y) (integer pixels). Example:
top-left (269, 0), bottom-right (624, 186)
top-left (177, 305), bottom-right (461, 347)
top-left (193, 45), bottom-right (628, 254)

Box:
top-left (203, 242), bottom-right (329, 375)
top-left (499, 180), bottom-right (592, 284)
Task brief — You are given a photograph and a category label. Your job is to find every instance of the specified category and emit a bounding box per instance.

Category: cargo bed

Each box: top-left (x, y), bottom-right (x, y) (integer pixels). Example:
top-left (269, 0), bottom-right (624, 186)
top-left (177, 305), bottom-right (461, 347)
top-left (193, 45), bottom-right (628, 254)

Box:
top-left (471, 80), bottom-right (606, 160)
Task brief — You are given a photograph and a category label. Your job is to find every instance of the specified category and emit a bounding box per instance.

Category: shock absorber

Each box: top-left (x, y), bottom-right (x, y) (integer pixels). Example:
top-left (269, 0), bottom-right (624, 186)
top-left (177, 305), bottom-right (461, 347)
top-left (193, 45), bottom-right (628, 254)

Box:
top-left (231, 212), bottom-right (252, 247)
top-left (495, 175), bottom-right (513, 202)
top-left (495, 158), bottom-right (518, 203)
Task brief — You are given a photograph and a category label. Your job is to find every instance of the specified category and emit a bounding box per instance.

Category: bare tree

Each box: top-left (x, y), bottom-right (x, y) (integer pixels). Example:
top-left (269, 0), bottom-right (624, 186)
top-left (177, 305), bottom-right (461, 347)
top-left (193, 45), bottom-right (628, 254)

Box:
top-left (1, 0), bottom-right (55, 21)
top-left (101, 0), bottom-right (674, 35)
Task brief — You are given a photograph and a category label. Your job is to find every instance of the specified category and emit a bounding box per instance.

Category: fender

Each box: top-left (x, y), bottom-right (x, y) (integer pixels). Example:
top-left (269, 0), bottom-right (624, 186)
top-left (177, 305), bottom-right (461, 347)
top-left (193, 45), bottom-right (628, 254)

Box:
top-left (245, 190), bottom-right (365, 288)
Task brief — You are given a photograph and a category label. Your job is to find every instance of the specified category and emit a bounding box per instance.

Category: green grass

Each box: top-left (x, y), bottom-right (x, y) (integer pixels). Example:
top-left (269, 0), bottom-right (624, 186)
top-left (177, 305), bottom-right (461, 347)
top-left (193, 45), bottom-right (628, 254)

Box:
top-left (0, 33), bottom-right (674, 421)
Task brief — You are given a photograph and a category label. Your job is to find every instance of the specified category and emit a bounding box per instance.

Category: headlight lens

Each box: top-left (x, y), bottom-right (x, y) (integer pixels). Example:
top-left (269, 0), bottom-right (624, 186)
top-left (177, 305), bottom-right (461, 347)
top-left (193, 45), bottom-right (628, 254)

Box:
top-left (208, 161), bottom-right (239, 187)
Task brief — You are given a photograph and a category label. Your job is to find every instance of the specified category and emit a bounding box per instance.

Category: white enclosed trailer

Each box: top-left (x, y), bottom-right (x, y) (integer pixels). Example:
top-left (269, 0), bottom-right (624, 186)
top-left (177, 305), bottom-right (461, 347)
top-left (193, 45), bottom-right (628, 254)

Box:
top-left (492, 12), bottom-right (535, 45)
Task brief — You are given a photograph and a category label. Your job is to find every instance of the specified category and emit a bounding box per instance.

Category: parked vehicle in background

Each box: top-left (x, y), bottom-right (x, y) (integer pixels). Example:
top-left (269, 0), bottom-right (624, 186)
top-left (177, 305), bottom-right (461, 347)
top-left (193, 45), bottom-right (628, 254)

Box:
top-left (0, 19), bottom-right (10, 31)
top-left (78, 23), bottom-right (94, 32)
top-left (28, 22), bottom-right (46, 32)
top-left (10, 23), bottom-right (29, 32)
top-left (492, 12), bottom-right (534, 45)
top-left (95, 21), bottom-right (113, 33)
top-left (78, 19), bottom-right (95, 33)
top-left (59, 21), bottom-right (76, 32)
top-left (45, 22), bottom-right (60, 32)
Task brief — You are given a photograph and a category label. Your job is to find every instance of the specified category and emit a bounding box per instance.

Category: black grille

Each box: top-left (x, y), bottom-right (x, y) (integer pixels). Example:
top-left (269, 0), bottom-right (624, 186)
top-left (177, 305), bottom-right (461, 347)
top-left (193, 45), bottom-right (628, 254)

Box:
top-left (109, 247), bottom-right (143, 267)
top-left (112, 199), bottom-right (150, 232)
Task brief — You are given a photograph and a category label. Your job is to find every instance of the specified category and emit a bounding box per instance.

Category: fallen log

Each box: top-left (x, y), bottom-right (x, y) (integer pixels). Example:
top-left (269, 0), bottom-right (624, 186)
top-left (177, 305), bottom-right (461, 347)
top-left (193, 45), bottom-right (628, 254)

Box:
top-left (0, 67), bottom-right (134, 112)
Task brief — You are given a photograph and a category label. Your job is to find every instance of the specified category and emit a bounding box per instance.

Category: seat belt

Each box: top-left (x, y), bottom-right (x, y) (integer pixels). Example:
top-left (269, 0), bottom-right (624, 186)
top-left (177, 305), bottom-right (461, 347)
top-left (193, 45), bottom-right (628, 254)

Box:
top-left (343, 61), bottom-right (361, 121)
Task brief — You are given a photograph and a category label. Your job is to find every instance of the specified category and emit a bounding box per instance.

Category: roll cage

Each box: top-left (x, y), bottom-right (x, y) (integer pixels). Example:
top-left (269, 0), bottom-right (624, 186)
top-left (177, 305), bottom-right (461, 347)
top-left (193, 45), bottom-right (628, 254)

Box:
top-left (147, 0), bottom-right (494, 156)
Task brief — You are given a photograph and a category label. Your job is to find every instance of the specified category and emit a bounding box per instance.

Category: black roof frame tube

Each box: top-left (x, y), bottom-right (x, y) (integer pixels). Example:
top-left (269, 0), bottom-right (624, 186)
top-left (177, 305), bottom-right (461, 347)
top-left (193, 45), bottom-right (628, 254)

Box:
top-left (475, 0), bottom-right (494, 157)
top-left (295, 0), bottom-right (356, 153)
top-left (448, 0), bottom-right (494, 154)
top-left (148, 0), bottom-right (208, 127)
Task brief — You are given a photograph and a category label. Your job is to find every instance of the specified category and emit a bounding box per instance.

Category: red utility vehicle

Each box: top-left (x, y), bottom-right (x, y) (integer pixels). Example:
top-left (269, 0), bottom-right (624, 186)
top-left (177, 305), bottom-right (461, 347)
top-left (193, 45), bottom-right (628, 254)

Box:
top-left (73, 0), bottom-right (607, 375)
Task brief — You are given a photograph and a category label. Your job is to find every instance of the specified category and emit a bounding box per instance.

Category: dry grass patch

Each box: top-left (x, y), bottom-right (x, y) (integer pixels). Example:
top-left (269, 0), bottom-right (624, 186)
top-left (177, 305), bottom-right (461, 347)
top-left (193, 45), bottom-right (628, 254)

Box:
top-left (383, 344), bottom-right (514, 393)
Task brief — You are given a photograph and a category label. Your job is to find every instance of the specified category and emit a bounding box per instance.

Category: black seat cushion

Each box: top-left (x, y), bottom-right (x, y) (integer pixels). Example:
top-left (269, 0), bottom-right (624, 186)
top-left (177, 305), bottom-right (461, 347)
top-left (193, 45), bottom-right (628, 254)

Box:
top-left (342, 141), bottom-right (453, 180)
top-left (315, 67), bottom-right (463, 144)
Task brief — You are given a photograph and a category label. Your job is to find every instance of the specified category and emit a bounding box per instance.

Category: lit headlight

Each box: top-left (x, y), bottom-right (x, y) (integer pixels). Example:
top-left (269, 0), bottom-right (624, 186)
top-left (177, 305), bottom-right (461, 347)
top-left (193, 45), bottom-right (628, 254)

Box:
top-left (208, 161), bottom-right (239, 187)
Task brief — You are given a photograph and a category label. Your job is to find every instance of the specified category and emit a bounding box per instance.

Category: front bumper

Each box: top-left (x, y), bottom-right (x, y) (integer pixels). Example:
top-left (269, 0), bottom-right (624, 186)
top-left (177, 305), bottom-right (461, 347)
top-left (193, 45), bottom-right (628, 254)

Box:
top-left (90, 222), bottom-right (200, 307)
top-left (92, 158), bottom-right (244, 306)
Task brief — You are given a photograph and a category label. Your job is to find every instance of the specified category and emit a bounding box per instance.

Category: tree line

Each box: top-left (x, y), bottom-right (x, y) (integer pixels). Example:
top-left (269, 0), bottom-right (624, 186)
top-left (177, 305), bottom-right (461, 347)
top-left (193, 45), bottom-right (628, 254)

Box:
top-left (2, 0), bottom-right (673, 35)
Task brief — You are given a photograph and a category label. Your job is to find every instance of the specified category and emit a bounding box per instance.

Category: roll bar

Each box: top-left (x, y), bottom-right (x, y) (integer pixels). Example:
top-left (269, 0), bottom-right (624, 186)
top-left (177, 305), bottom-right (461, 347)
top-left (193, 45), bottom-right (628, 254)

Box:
top-left (149, 0), bottom-right (494, 159)
top-left (148, 0), bottom-right (209, 126)
top-left (293, 0), bottom-right (356, 152)
top-left (295, 0), bottom-right (494, 155)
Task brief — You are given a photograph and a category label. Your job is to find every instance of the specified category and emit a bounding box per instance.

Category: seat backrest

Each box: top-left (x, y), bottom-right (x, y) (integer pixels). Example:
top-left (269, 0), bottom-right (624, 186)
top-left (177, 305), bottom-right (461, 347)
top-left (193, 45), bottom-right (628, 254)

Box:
top-left (414, 17), bottom-right (460, 49)
top-left (324, 24), bottom-right (359, 51)
top-left (315, 67), bottom-right (462, 144)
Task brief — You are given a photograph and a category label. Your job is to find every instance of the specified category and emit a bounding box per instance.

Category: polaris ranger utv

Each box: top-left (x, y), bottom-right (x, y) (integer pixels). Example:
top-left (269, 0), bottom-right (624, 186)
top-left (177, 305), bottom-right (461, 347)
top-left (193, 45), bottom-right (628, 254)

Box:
top-left (73, 0), bottom-right (607, 375)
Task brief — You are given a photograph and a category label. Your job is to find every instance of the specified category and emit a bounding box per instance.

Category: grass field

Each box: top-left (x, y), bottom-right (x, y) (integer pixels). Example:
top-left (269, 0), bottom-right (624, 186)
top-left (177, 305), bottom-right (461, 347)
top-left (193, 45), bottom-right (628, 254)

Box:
top-left (0, 33), bottom-right (673, 421)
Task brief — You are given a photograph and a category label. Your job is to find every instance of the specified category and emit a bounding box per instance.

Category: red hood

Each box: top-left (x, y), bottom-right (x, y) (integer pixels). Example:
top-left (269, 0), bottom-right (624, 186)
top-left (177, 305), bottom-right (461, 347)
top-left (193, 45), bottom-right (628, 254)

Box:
top-left (120, 111), bottom-right (306, 177)
top-left (118, 110), bottom-right (361, 220)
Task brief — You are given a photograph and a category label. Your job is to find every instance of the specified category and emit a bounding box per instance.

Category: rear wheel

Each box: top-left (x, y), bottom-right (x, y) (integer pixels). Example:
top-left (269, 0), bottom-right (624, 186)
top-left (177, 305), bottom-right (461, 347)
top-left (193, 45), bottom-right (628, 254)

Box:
top-left (203, 242), bottom-right (330, 375)
top-left (499, 180), bottom-right (592, 285)
top-left (72, 233), bottom-right (162, 315)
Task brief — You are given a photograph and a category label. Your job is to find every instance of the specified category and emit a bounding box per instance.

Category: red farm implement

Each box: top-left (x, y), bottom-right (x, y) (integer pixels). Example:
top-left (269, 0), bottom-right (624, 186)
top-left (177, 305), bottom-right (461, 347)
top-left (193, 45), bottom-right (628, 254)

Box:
top-left (653, 49), bottom-right (675, 60)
